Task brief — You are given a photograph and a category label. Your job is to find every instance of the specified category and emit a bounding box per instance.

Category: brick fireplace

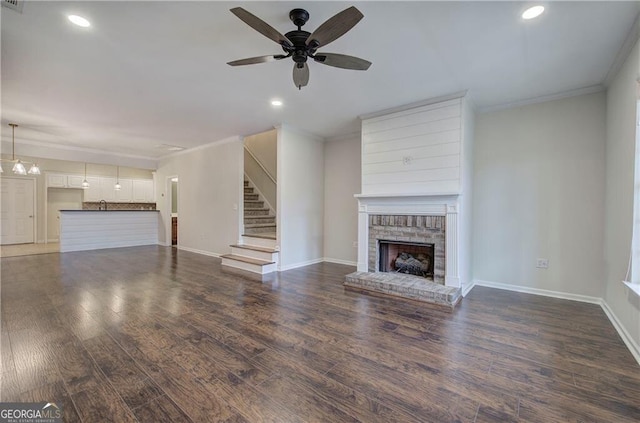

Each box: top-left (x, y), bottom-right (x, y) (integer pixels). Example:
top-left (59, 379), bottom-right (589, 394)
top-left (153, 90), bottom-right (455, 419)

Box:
top-left (355, 194), bottom-right (463, 288)
top-left (369, 215), bottom-right (444, 283)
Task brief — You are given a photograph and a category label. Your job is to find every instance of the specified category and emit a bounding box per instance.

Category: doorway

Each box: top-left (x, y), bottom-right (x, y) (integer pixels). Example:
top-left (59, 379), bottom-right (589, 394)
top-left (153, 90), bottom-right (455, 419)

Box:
top-left (168, 176), bottom-right (178, 246)
top-left (1, 177), bottom-right (36, 245)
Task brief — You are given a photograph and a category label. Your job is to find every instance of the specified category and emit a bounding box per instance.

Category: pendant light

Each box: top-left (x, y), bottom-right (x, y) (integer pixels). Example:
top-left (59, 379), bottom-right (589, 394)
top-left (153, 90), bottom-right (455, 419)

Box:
top-left (1, 123), bottom-right (41, 175)
top-left (114, 166), bottom-right (121, 191)
top-left (82, 163), bottom-right (90, 189)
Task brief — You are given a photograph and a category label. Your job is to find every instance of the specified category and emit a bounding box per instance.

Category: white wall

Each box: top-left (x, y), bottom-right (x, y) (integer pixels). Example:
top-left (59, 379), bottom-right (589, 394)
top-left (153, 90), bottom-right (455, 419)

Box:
top-left (473, 92), bottom-right (606, 297)
top-left (277, 125), bottom-right (324, 270)
top-left (603, 39), bottom-right (640, 353)
top-left (323, 135), bottom-right (360, 265)
top-left (244, 130), bottom-right (277, 179)
top-left (155, 138), bottom-right (243, 255)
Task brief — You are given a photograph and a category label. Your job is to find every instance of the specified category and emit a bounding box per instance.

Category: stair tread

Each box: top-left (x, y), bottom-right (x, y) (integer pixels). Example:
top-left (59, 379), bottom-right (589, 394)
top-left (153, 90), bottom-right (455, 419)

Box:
top-left (220, 254), bottom-right (274, 266)
top-left (244, 208), bottom-right (270, 211)
top-left (230, 244), bottom-right (279, 253)
top-left (242, 233), bottom-right (277, 240)
top-left (245, 223), bottom-right (277, 228)
top-left (244, 216), bottom-right (275, 220)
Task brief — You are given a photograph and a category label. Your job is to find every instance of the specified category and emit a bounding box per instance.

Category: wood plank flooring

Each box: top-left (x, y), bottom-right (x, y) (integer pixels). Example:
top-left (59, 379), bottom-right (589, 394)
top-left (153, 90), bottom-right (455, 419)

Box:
top-left (1, 245), bottom-right (639, 422)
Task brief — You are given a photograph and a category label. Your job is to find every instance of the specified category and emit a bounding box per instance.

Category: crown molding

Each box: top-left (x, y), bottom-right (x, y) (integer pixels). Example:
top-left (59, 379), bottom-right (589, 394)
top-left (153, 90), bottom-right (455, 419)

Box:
top-left (359, 90), bottom-right (468, 121)
top-left (604, 11), bottom-right (640, 87)
top-left (477, 84), bottom-right (605, 114)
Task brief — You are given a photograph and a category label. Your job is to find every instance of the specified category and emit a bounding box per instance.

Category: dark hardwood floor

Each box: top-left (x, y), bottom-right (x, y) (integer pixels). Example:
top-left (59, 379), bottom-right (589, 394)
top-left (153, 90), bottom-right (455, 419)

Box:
top-left (1, 246), bottom-right (639, 422)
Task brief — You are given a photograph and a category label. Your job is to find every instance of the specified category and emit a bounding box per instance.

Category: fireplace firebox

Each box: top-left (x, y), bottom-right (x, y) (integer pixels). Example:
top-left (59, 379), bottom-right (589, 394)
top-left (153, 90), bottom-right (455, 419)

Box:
top-left (378, 240), bottom-right (435, 279)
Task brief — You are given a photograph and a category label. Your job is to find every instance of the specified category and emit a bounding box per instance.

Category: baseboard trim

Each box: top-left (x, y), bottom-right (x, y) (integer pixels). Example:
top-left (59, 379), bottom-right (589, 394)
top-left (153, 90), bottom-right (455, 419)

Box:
top-left (177, 246), bottom-right (221, 258)
top-left (323, 257), bottom-right (357, 267)
top-left (600, 300), bottom-right (640, 366)
top-left (473, 279), bottom-right (640, 366)
top-left (279, 258), bottom-right (324, 271)
top-left (473, 279), bottom-right (602, 304)
top-left (462, 280), bottom-right (476, 297)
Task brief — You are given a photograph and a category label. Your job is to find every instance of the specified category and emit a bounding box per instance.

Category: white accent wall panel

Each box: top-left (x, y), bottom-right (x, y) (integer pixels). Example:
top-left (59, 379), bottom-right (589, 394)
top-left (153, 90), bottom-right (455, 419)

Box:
top-left (362, 98), bottom-right (462, 195)
top-left (60, 211), bottom-right (158, 252)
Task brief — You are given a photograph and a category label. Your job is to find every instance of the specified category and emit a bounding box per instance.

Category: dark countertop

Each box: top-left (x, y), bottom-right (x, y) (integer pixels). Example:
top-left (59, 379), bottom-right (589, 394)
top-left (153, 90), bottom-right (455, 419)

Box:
top-left (60, 209), bottom-right (159, 212)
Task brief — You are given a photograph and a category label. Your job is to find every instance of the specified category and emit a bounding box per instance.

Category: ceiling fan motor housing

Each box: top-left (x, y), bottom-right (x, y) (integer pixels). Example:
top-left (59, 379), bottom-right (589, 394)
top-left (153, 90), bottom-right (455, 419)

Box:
top-left (284, 29), bottom-right (312, 63)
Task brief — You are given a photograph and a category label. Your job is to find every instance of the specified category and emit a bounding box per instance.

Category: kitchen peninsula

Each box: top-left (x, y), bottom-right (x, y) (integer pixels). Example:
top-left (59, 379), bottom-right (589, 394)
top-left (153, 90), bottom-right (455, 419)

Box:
top-left (59, 210), bottom-right (159, 252)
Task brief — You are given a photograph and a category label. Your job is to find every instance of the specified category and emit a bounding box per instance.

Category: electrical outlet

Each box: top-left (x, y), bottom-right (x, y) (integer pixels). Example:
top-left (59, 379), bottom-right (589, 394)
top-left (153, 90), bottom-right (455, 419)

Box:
top-left (402, 156), bottom-right (412, 165)
top-left (352, 241), bottom-right (358, 248)
top-left (536, 258), bottom-right (549, 269)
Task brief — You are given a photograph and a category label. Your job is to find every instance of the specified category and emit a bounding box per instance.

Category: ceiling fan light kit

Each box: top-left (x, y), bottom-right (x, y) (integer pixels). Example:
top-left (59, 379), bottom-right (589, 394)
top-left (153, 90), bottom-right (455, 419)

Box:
top-left (228, 6), bottom-right (371, 89)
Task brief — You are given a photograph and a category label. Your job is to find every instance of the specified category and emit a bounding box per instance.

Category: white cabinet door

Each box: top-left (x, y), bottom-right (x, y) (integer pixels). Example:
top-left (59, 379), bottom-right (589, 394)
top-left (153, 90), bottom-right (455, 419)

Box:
top-left (132, 179), bottom-right (153, 202)
top-left (83, 177), bottom-right (102, 202)
top-left (67, 175), bottom-right (84, 188)
top-left (47, 174), bottom-right (66, 188)
top-left (144, 180), bottom-right (154, 202)
top-left (100, 177), bottom-right (117, 202)
top-left (115, 179), bottom-right (133, 202)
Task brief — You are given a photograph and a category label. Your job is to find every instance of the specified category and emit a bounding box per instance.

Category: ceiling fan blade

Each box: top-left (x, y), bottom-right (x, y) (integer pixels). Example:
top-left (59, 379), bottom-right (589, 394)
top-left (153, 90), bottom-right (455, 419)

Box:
top-left (313, 53), bottom-right (371, 70)
top-left (230, 7), bottom-right (293, 48)
top-left (293, 63), bottom-right (309, 89)
top-left (227, 55), bottom-right (286, 66)
top-left (306, 6), bottom-right (363, 48)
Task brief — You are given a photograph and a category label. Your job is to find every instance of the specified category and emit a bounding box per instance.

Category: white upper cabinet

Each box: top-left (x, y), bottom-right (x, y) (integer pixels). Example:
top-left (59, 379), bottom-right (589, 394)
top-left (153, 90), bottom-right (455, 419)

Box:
top-left (132, 179), bottom-right (154, 203)
top-left (83, 177), bottom-right (102, 202)
top-left (47, 173), bottom-right (85, 189)
top-left (100, 177), bottom-right (117, 202)
top-left (115, 179), bottom-right (133, 203)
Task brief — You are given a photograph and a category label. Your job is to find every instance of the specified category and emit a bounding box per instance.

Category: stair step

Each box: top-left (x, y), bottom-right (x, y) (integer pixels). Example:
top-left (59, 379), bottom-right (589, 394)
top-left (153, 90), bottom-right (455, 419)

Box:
top-left (244, 194), bottom-right (259, 201)
top-left (244, 180), bottom-right (249, 186)
top-left (244, 216), bottom-right (276, 225)
top-left (230, 244), bottom-right (278, 253)
top-left (242, 234), bottom-right (278, 248)
top-left (245, 201), bottom-right (264, 208)
top-left (220, 254), bottom-right (274, 266)
top-left (230, 244), bottom-right (279, 262)
top-left (221, 254), bottom-right (276, 275)
top-left (244, 208), bottom-right (270, 216)
top-left (244, 187), bottom-right (254, 193)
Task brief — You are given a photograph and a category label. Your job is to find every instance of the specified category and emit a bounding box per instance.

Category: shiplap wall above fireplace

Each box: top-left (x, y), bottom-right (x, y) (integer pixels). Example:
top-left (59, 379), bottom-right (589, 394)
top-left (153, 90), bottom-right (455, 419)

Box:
top-left (360, 94), bottom-right (466, 196)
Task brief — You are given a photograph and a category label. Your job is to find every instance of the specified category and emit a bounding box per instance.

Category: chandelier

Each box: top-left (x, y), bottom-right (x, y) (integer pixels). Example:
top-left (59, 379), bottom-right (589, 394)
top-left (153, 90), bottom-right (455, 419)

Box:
top-left (1, 123), bottom-right (40, 175)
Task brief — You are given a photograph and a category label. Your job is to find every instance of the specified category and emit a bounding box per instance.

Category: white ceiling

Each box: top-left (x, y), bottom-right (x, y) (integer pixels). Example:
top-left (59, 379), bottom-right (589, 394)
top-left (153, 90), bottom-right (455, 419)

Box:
top-left (2, 1), bottom-right (639, 161)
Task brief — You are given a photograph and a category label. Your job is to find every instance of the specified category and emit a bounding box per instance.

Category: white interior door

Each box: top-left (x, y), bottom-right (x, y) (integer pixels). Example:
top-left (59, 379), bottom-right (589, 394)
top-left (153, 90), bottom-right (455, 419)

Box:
top-left (1, 178), bottom-right (35, 245)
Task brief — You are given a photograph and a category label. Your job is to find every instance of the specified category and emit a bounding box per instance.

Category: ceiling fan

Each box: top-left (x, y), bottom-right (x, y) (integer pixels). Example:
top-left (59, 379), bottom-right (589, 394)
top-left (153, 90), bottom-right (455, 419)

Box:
top-left (227, 6), bottom-right (371, 89)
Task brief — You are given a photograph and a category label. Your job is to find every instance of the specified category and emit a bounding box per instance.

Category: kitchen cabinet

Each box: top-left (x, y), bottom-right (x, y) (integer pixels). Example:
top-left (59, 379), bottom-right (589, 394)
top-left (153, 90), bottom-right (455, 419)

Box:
top-left (81, 177), bottom-right (153, 203)
top-left (115, 179), bottom-right (133, 203)
top-left (83, 177), bottom-right (102, 202)
top-left (47, 174), bottom-right (84, 189)
top-left (100, 177), bottom-right (117, 202)
top-left (132, 179), bottom-right (154, 203)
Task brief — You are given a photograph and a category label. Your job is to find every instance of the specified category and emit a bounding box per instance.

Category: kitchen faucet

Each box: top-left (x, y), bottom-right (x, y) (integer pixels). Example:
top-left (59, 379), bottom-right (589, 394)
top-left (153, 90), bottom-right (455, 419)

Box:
top-left (99, 200), bottom-right (107, 211)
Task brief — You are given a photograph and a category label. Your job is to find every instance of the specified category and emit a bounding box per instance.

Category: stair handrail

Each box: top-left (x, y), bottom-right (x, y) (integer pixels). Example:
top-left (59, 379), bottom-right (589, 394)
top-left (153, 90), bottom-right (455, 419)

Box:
top-left (244, 145), bottom-right (276, 185)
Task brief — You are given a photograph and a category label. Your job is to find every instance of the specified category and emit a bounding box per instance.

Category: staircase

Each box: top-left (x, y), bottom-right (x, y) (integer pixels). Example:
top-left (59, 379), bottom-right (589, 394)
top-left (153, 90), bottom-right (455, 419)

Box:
top-left (242, 180), bottom-right (276, 237)
top-left (220, 179), bottom-right (279, 275)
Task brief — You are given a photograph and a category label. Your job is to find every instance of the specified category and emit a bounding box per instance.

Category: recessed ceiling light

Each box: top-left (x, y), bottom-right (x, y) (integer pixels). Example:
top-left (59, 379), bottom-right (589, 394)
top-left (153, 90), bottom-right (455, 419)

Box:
top-left (68, 15), bottom-right (91, 28)
top-left (271, 100), bottom-right (283, 107)
top-left (522, 6), bottom-right (545, 20)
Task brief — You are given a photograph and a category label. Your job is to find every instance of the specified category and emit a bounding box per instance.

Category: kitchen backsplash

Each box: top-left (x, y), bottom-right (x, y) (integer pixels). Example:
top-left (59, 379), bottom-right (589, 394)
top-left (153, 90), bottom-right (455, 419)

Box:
top-left (83, 202), bottom-right (157, 210)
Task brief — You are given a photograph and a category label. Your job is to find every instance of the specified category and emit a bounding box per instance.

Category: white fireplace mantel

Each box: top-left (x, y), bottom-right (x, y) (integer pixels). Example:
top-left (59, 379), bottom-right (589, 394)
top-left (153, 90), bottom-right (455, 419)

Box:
top-left (355, 193), bottom-right (461, 288)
